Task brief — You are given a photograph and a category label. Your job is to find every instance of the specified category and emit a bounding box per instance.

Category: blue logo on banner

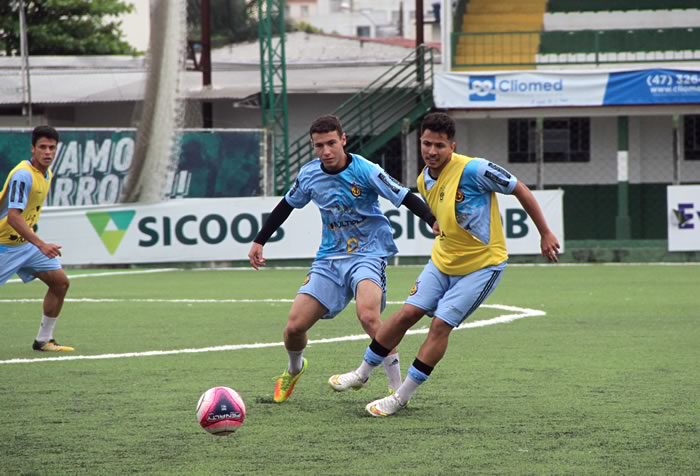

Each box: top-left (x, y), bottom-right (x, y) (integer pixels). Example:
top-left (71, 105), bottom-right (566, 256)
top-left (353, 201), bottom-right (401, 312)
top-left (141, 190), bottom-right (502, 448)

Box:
top-left (469, 76), bottom-right (496, 101)
top-left (603, 69), bottom-right (700, 105)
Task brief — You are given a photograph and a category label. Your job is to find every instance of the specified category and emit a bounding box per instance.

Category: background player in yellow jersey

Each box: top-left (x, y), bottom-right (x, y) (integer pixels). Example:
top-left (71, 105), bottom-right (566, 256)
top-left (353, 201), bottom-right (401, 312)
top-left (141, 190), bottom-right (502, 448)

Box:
top-left (329, 112), bottom-right (560, 416)
top-left (0, 126), bottom-right (74, 352)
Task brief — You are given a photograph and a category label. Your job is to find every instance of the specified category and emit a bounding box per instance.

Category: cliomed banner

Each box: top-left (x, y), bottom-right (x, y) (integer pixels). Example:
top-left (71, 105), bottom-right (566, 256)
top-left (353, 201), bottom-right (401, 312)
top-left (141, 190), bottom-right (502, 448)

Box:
top-left (0, 129), bottom-right (264, 206)
top-left (37, 191), bottom-right (564, 265)
top-left (667, 185), bottom-right (700, 252)
top-left (435, 69), bottom-right (700, 108)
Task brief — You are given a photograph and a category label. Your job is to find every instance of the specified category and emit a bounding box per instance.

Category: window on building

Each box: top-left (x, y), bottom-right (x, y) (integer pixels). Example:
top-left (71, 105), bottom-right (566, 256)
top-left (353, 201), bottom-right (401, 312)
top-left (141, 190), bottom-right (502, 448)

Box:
top-left (508, 118), bottom-right (590, 163)
top-left (301, 5), bottom-right (309, 17)
top-left (330, 0), bottom-right (343, 13)
top-left (684, 115), bottom-right (700, 160)
top-left (356, 25), bottom-right (371, 37)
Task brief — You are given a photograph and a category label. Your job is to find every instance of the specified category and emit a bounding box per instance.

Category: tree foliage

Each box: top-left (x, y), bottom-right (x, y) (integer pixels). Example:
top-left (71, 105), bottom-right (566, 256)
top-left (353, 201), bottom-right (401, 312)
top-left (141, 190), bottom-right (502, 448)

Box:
top-left (187, 0), bottom-right (301, 48)
top-left (0, 0), bottom-right (136, 56)
top-left (187, 0), bottom-right (258, 47)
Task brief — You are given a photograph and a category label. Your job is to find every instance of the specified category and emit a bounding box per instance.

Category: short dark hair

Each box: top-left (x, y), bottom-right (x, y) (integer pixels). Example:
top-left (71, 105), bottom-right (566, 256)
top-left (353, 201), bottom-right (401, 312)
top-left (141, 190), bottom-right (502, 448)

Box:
top-left (32, 125), bottom-right (59, 146)
top-left (309, 115), bottom-right (344, 137)
top-left (421, 112), bottom-right (455, 140)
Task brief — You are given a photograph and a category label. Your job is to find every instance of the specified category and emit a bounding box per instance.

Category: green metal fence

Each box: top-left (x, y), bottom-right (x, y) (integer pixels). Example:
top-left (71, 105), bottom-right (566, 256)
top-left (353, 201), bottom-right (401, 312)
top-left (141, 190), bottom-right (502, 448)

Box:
top-left (279, 46), bottom-right (435, 194)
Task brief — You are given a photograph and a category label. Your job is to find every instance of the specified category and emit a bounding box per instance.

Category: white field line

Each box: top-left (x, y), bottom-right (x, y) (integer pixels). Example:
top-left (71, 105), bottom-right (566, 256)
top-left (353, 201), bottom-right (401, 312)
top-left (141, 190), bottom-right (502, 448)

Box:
top-left (0, 303), bottom-right (544, 365)
top-left (5, 268), bottom-right (181, 284)
top-left (5, 261), bottom-right (697, 286)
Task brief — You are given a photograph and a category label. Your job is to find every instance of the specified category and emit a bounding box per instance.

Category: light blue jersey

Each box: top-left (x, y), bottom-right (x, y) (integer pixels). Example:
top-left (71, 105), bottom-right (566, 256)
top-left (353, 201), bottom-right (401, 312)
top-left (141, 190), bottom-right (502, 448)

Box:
top-left (285, 154), bottom-right (409, 259)
top-left (423, 158), bottom-right (517, 244)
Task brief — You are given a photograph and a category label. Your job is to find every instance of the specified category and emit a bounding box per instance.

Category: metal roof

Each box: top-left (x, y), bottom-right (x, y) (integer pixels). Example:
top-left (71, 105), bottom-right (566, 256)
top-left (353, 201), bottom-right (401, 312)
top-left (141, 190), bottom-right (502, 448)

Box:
top-left (0, 33), bottom-right (429, 106)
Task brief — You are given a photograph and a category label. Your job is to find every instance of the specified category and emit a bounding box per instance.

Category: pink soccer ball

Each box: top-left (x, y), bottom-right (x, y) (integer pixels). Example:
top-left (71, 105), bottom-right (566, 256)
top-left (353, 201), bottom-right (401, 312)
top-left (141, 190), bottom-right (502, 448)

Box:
top-left (196, 386), bottom-right (246, 436)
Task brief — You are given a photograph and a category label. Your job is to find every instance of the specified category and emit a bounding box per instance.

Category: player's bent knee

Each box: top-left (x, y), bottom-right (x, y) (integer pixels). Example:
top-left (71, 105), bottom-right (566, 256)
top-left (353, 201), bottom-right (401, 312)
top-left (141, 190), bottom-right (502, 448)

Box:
top-left (357, 311), bottom-right (380, 327)
top-left (284, 315), bottom-right (313, 337)
top-left (52, 276), bottom-right (70, 295)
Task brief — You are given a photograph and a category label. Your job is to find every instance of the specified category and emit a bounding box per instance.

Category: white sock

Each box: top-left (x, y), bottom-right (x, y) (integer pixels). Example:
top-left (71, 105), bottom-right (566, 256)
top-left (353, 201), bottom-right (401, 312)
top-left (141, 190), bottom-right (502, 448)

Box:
top-left (395, 376), bottom-right (422, 405)
top-left (383, 353), bottom-right (402, 391)
top-left (356, 360), bottom-right (376, 381)
top-left (287, 350), bottom-right (304, 374)
top-left (36, 315), bottom-right (57, 342)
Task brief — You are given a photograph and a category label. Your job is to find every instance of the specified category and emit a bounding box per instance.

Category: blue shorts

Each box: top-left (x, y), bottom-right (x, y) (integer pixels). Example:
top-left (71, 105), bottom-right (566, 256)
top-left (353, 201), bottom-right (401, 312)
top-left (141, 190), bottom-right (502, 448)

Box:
top-left (298, 256), bottom-right (387, 319)
top-left (0, 243), bottom-right (62, 285)
top-left (405, 259), bottom-right (507, 328)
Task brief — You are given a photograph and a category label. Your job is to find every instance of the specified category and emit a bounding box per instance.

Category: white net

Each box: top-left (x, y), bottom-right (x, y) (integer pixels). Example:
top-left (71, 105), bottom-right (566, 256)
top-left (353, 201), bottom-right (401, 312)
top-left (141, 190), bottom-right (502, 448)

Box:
top-left (122, 0), bottom-right (188, 203)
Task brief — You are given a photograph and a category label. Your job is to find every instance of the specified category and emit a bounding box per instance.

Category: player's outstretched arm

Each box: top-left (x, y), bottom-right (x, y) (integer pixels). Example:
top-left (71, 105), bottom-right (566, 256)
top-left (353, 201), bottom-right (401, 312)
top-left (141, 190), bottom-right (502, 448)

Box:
top-left (512, 181), bottom-right (560, 262)
top-left (401, 193), bottom-right (436, 228)
top-left (7, 208), bottom-right (62, 258)
top-left (247, 197), bottom-right (295, 270)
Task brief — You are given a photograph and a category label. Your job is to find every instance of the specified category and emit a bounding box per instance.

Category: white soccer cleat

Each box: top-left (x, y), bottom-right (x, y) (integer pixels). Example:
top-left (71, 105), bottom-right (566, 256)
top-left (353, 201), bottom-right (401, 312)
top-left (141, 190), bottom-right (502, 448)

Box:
top-left (366, 393), bottom-right (406, 417)
top-left (328, 370), bottom-right (367, 392)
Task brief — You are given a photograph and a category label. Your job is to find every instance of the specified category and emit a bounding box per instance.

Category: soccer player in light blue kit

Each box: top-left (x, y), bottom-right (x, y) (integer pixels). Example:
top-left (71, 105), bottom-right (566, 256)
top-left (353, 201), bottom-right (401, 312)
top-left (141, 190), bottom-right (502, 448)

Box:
top-left (330, 112), bottom-right (560, 416)
top-left (0, 126), bottom-right (74, 352)
top-left (247, 115), bottom-right (437, 403)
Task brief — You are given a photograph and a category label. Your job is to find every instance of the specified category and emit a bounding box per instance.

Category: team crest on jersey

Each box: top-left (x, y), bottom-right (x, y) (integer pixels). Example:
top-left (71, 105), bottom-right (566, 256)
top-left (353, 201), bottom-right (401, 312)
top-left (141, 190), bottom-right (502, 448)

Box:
top-left (351, 183), bottom-right (362, 197)
top-left (439, 186), bottom-right (445, 201)
top-left (303, 274), bottom-right (311, 285)
top-left (455, 190), bottom-right (464, 202)
top-left (346, 237), bottom-right (359, 253)
top-left (409, 281), bottom-right (419, 296)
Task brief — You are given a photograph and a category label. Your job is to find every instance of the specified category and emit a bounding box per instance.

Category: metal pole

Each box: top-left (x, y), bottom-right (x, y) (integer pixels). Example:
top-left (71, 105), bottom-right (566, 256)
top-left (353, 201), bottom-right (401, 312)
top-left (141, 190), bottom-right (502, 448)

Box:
top-left (415, 0), bottom-right (424, 47)
top-left (18, 0), bottom-right (32, 126)
top-left (535, 117), bottom-right (544, 190)
top-left (615, 116), bottom-right (631, 239)
top-left (441, 0), bottom-right (452, 71)
top-left (672, 114), bottom-right (682, 185)
top-left (201, 0), bottom-right (213, 128)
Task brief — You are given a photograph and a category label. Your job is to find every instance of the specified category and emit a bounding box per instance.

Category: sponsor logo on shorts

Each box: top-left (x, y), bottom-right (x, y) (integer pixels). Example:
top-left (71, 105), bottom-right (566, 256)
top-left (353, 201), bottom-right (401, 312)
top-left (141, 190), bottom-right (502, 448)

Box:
top-left (303, 274), bottom-right (310, 285)
top-left (409, 280), bottom-right (419, 296)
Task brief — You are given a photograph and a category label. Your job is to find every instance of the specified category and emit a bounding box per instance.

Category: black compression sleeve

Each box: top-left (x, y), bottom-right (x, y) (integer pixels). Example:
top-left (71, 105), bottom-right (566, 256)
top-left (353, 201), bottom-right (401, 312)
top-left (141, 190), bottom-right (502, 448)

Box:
top-left (254, 198), bottom-right (294, 245)
top-left (401, 193), bottom-right (436, 227)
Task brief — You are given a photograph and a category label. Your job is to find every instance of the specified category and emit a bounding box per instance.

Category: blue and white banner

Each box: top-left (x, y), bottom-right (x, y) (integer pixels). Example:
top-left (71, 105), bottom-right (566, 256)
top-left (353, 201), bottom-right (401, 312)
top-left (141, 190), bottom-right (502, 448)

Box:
top-left (605, 70), bottom-right (700, 105)
top-left (435, 69), bottom-right (700, 109)
top-left (667, 185), bottom-right (700, 252)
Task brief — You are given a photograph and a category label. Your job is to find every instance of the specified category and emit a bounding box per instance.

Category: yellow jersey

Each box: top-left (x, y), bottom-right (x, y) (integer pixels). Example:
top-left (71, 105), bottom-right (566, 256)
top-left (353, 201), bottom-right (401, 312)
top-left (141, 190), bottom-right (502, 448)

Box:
top-left (417, 153), bottom-right (509, 275)
top-left (0, 160), bottom-right (53, 245)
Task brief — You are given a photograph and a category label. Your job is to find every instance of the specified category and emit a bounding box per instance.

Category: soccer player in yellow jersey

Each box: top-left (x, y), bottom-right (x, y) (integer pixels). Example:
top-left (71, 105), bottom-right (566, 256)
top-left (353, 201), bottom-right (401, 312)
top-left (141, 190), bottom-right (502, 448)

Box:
top-left (329, 112), bottom-right (560, 416)
top-left (0, 126), bottom-right (74, 352)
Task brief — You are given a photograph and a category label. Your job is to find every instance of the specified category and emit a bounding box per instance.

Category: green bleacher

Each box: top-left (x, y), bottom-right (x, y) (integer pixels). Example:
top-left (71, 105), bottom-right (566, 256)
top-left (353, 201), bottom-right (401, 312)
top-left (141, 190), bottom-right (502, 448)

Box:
top-left (540, 28), bottom-right (700, 55)
top-left (548, 0), bottom-right (700, 13)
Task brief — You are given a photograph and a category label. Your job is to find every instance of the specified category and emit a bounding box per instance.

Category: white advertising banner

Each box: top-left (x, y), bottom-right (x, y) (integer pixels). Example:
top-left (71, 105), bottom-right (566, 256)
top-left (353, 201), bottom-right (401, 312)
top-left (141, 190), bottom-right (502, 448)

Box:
top-left (40, 191), bottom-right (564, 265)
top-left (667, 185), bottom-right (700, 252)
top-left (435, 71), bottom-right (609, 108)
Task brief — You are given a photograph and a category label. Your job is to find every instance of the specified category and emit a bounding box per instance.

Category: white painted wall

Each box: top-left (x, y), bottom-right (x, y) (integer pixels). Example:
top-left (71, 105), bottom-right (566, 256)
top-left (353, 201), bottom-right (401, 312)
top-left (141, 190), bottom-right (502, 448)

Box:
top-left (545, 10), bottom-right (700, 31)
top-left (457, 116), bottom-right (700, 185)
top-left (305, 0), bottom-right (439, 38)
